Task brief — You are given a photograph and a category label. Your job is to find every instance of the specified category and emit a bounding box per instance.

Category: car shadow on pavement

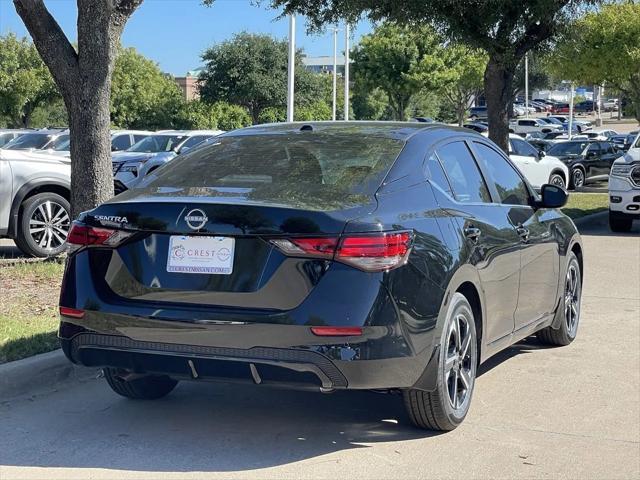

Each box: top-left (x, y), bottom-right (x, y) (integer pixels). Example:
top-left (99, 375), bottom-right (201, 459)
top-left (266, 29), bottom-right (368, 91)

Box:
top-left (478, 335), bottom-right (554, 377)
top-left (0, 380), bottom-right (438, 473)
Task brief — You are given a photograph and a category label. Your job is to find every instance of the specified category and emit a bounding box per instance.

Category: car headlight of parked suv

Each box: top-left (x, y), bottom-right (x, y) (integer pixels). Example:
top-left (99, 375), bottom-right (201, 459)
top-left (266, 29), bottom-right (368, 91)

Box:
top-left (120, 163), bottom-right (139, 175)
top-left (611, 164), bottom-right (634, 177)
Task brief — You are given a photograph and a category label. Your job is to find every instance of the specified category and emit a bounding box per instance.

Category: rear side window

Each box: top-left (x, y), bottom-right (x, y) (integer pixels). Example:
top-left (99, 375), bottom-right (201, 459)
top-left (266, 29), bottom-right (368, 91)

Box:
top-left (426, 154), bottom-right (453, 197)
top-left (111, 134), bottom-right (132, 151)
top-left (180, 135), bottom-right (210, 151)
top-left (473, 142), bottom-right (530, 206)
top-left (436, 141), bottom-right (491, 203)
top-left (145, 134), bottom-right (404, 209)
top-left (511, 138), bottom-right (539, 157)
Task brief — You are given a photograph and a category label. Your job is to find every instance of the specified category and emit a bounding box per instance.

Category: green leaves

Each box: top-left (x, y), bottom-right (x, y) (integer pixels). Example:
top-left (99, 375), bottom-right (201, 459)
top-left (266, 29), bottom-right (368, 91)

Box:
top-left (198, 32), bottom-right (326, 124)
top-left (352, 23), bottom-right (486, 122)
top-left (110, 47), bottom-right (185, 130)
top-left (0, 33), bottom-right (60, 127)
top-left (550, 3), bottom-right (640, 120)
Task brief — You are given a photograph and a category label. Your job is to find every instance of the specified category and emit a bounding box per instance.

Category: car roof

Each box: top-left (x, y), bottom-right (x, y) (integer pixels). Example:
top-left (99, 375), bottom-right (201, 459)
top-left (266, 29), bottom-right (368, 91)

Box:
top-left (221, 121), bottom-right (470, 141)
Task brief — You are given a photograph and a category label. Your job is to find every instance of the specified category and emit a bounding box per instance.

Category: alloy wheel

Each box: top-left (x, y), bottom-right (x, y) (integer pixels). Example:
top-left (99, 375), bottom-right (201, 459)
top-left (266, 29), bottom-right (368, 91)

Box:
top-left (572, 169), bottom-right (585, 188)
top-left (29, 200), bottom-right (70, 250)
top-left (550, 174), bottom-right (566, 188)
top-left (564, 263), bottom-right (581, 336)
top-left (444, 312), bottom-right (476, 410)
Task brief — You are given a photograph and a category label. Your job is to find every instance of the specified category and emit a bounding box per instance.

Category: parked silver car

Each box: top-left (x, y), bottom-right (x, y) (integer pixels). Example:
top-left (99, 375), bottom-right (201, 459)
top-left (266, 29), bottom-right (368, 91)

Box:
top-left (0, 146), bottom-right (71, 257)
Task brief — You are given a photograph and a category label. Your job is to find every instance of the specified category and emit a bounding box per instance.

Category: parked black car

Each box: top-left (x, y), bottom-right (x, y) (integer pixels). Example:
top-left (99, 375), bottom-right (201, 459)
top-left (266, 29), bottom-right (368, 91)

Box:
top-left (545, 140), bottom-right (623, 189)
top-left (469, 106), bottom-right (488, 120)
top-left (463, 122), bottom-right (489, 133)
top-left (59, 122), bottom-right (583, 431)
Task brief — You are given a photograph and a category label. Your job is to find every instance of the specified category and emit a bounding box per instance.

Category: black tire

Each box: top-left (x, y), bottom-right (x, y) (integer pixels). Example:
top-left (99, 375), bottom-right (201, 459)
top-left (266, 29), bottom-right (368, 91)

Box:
top-left (104, 367), bottom-right (178, 400)
top-left (14, 192), bottom-right (70, 257)
top-left (403, 293), bottom-right (478, 431)
top-left (548, 172), bottom-right (566, 189)
top-left (538, 252), bottom-right (581, 346)
top-left (609, 212), bottom-right (633, 232)
top-left (569, 167), bottom-right (585, 190)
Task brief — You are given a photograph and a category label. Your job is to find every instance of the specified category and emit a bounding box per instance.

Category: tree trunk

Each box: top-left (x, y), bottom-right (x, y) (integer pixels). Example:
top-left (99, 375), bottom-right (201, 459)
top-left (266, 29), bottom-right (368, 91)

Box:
top-left (484, 55), bottom-right (516, 153)
top-left (13, 0), bottom-right (142, 218)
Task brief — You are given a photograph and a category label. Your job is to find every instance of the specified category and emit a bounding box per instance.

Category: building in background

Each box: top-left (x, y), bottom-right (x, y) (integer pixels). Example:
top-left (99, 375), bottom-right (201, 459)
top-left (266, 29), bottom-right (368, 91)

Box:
top-left (174, 68), bottom-right (204, 101)
top-left (302, 55), bottom-right (345, 75)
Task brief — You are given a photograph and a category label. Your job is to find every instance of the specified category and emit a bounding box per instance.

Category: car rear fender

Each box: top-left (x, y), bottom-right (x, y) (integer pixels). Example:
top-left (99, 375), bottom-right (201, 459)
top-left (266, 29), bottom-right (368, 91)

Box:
top-left (410, 263), bottom-right (485, 392)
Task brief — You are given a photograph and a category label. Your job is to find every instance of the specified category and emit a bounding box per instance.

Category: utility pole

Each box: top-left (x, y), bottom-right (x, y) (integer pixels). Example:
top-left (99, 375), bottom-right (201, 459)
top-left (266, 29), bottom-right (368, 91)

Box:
top-left (332, 27), bottom-right (338, 121)
top-left (568, 84), bottom-right (574, 140)
top-left (344, 23), bottom-right (350, 121)
top-left (524, 53), bottom-right (529, 118)
top-left (286, 14), bottom-right (296, 122)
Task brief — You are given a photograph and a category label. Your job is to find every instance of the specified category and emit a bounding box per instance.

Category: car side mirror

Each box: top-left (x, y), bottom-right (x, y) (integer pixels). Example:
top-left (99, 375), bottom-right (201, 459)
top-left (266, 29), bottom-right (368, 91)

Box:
top-left (538, 184), bottom-right (568, 209)
top-left (539, 150), bottom-right (546, 157)
top-left (179, 146), bottom-right (190, 155)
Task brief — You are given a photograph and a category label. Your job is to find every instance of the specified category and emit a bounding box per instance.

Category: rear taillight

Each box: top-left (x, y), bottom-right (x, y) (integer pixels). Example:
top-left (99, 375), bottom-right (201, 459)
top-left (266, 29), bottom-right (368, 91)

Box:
top-left (59, 306), bottom-right (85, 318)
top-left (336, 232), bottom-right (412, 272)
top-left (66, 222), bottom-right (132, 252)
top-left (270, 231), bottom-right (412, 272)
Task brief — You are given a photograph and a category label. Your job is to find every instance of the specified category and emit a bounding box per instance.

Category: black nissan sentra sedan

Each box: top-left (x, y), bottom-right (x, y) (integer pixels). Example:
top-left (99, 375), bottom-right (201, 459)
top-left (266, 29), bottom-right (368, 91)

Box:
top-left (59, 122), bottom-right (583, 431)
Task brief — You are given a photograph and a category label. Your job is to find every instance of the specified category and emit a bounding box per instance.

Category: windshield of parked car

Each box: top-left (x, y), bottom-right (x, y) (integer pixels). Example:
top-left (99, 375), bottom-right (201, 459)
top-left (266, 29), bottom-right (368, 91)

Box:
top-left (547, 142), bottom-right (589, 156)
top-left (51, 135), bottom-right (70, 150)
top-left (128, 135), bottom-right (185, 153)
top-left (542, 117), bottom-right (563, 125)
top-left (142, 133), bottom-right (404, 209)
top-left (2, 133), bottom-right (52, 150)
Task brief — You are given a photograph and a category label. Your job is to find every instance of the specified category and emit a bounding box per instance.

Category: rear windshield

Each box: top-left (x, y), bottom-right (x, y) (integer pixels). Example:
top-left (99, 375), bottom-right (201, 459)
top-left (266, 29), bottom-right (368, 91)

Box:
top-left (143, 133), bottom-right (404, 210)
top-left (548, 142), bottom-right (588, 156)
top-left (3, 133), bottom-right (51, 150)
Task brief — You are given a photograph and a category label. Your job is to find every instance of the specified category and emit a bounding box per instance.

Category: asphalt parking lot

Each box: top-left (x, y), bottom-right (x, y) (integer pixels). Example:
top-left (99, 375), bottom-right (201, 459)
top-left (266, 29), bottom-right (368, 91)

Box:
top-left (0, 217), bottom-right (638, 480)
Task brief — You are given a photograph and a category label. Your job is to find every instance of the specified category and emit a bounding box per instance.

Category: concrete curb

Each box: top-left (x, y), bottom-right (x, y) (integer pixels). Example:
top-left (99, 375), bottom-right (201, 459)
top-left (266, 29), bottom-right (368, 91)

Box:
top-left (0, 349), bottom-right (99, 402)
top-left (572, 210), bottom-right (608, 229)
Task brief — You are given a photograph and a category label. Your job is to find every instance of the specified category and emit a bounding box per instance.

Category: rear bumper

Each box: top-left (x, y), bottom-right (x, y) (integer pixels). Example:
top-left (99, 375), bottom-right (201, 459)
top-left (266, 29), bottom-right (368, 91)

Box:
top-left (60, 322), bottom-right (438, 392)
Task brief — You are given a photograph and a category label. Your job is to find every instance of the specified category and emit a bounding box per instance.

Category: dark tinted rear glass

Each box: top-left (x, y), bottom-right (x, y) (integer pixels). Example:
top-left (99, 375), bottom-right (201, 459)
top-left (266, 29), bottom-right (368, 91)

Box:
top-left (3, 133), bottom-right (51, 150)
top-left (144, 134), bottom-right (404, 209)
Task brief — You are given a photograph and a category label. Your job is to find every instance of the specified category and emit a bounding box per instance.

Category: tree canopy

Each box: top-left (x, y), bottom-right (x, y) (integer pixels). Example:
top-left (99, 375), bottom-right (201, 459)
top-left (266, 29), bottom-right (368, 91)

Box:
top-left (0, 33), bottom-right (60, 128)
top-left (110, 47), bottom-right (184, 129)
top-left (271, 0), bottom-right (598, 150)
top-left (199, 32), bottom-right (325, 124)
top-left (550, 2), bottom-right (640, 121)
top-left (351, 23), bottom-right (442, 120)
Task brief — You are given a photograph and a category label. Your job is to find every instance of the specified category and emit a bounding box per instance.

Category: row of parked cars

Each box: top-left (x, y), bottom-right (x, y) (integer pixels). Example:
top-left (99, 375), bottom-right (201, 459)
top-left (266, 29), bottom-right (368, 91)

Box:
top-left (0, 128), bottom-right (222, 257)
top-left (1, 121), bottom-right (638, 258)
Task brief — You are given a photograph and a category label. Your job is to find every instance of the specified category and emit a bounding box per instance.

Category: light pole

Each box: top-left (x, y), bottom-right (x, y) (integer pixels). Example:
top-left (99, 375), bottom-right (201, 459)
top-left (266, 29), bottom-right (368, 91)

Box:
top-left (332, 27), bottom-right (338, 121)
top-left (568, 83), bottom-right (574, 140)
top-left (344, 23), bottom-right (350, 121)
top-left (524, 53), bottom-right (529, 118)
top-left (286, 14), bottom-right (296, 122)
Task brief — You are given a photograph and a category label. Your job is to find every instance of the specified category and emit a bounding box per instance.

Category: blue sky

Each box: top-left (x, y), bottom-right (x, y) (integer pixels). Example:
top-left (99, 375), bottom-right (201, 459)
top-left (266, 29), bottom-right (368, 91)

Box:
top-left (0, 0), bottom-right (372, 75)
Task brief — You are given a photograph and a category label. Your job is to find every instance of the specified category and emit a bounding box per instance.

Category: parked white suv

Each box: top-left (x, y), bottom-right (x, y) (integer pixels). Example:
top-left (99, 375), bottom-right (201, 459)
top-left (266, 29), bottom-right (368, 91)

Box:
top-left (483, 133), bottom-right (569, 189)
top-left (509, 118), bottom-right (563, 135)
top-left (609, 132), bottom-right (640, 232)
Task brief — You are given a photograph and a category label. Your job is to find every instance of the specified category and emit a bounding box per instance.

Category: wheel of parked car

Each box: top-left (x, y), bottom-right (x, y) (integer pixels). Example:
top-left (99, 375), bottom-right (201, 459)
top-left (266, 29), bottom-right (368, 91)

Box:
top-left (548, 172), bottom-right (566, 189)
top-left (403, 292), bottom-right (477, 431)
top-left (15, 192), bottom-right (70, 257)
top-left (103, 367), bottom-right (178, 400)
top-left (608, 211), bottom-right (633, 233)
top-left (570, 168), bottom-right (585, 190)
top-left (537, 252), bottom-right (581, 346)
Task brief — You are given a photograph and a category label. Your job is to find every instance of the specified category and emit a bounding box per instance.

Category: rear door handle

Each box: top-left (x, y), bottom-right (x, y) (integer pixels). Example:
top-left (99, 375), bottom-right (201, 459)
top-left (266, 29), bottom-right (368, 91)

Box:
top-left (516, 225), bottom-right (530, 241)
top-left (464, 226), bottom-right (481, 242)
